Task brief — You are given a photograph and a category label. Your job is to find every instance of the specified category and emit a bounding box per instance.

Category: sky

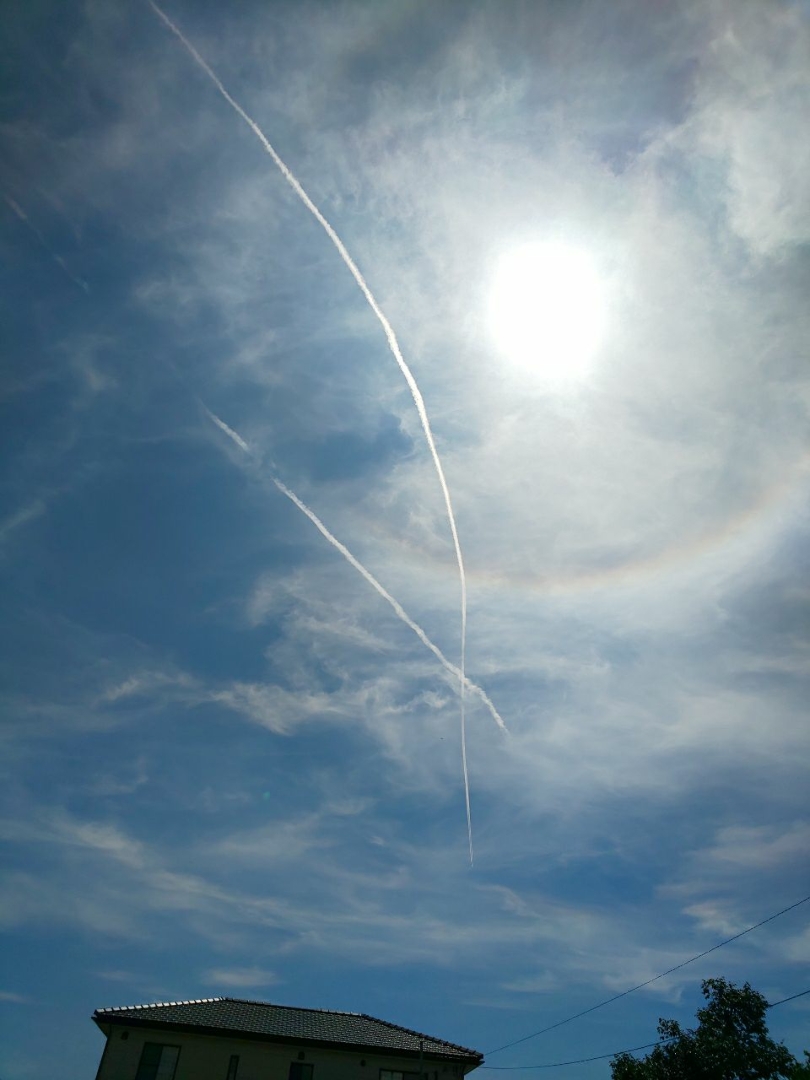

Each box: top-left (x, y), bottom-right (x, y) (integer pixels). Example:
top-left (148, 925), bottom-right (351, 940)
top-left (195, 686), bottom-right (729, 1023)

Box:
top-left (1, 1), bottom-right (810, 1078)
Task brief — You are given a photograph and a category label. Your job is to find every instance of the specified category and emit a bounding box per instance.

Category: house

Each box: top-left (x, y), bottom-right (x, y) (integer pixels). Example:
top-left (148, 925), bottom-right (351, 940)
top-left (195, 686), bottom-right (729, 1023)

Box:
top-left (92, 997), bottom-right (484, 1080)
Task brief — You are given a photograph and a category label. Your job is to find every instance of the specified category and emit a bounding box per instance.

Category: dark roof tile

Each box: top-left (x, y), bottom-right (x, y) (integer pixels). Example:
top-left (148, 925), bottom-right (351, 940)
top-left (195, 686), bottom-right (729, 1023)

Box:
top-left (92, 998), bottom-right (482, 1063)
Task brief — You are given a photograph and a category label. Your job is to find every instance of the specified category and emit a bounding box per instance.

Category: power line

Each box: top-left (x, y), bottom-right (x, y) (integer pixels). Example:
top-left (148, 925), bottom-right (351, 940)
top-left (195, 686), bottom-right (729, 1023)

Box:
top-left (480, 988), bottom-right (810, 1072)
top-left (480, 1041), bottom-right (675, 1070)
top-left (769, 987), bottom-right (810, 1008)
top-left (485, 893), bottom-right (810, 1056)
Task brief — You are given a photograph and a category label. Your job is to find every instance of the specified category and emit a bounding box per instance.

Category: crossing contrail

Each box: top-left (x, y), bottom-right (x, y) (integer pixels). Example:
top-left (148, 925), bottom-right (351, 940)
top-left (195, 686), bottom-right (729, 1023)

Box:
top-left (152, 0), bottom-right (473, 859)
top-left (204, 408), bottom-right (505, 737)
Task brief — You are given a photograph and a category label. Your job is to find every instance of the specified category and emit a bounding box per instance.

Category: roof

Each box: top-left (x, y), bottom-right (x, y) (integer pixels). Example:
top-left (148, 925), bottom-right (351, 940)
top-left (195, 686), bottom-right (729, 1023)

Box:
top-left (92, 997), bottom-right (483, 1064)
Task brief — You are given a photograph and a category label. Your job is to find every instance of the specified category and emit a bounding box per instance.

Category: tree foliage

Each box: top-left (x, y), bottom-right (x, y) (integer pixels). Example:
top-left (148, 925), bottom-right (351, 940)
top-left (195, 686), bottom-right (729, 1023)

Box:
top-left (611, 979), bottom-right (803, 1080)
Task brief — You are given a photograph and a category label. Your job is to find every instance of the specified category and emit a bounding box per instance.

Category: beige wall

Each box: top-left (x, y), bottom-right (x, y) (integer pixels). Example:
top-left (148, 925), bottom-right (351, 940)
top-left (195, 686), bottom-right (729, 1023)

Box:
top-left (95, 1025), bottom-right (476, 1080)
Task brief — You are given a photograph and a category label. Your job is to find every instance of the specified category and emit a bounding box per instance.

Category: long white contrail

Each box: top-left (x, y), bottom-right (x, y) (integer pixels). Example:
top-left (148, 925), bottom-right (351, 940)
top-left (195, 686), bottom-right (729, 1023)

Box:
top-left (152, 0), bottom-right (473, 859)
top-left (204, 408), bottom-right (505, 735)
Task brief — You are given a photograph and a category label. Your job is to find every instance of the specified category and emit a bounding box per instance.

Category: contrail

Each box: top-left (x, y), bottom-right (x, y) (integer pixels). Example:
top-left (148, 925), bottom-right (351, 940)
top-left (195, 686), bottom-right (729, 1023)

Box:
top-left (204, 406), bottom-right (251, 453)
top-left (3, 192), bottom-right (89, 294)
top-left (151, 0), bottom-right (472, 859)
top-left (204, 408), bottom-right (505, 735)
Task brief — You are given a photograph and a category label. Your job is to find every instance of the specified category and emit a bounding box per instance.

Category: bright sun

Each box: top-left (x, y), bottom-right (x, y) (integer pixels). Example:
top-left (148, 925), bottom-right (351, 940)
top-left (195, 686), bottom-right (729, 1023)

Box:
top-left (487, 240), bottom-right (607, 384)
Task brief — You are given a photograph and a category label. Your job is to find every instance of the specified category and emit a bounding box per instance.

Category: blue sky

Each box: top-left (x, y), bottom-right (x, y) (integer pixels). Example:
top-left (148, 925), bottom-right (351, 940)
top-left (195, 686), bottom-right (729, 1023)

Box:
top-left (1, 1), bottom-right (809, 1078)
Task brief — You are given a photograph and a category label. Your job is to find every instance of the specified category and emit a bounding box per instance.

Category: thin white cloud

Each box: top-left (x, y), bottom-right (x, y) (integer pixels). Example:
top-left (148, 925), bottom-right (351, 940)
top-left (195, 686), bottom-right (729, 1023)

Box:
top-left (680, 901), bottom-right (747, 939)
top-left (499, 973), bottom-right (558, 994)
top-left (687, 3), bottom-right (810, 256)
top-left (202, 967), bottom-right (279, 989)
top-left (0, 500), bottom-right (45, 549)
top-left (3, 191), bottom-right (90, 293)
top-left (697, 822), bottom-right (810, 870)
top-left (208, 681), bottom-right (353, 735)
top-left (99, 670), bottom-right (195, 704)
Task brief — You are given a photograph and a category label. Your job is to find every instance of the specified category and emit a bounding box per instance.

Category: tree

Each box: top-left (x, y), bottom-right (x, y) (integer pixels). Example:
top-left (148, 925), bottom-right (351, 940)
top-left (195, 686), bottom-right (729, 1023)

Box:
top-left (611, 979), bottom-right (803, 1080)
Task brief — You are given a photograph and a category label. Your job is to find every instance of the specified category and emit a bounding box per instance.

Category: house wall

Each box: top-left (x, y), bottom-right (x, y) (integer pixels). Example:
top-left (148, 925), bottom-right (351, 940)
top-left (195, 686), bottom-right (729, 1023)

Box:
top-left (95, 1025), bottom-right (476, 1080)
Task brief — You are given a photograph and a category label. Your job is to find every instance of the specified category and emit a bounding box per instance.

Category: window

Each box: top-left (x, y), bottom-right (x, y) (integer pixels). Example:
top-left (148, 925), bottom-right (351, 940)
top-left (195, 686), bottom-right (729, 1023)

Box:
top-left (226, 1055), bottom-right (239, 1080)
top-left (379, 1072), bottom-right (421, 1080)
top-left (289, 1064), bottom-right (313, 1080)
top-left (134, 1044), bottom-right (181, 1080)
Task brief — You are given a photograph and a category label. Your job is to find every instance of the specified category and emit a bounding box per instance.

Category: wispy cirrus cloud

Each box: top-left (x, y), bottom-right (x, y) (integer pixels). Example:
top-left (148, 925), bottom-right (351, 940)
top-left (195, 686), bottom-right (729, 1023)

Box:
top-left (0, 990), bottom-right (32, 1004)
top-left (202, 967), bottom-right (279, 990)
top-left (685, 1), bottom-right (810, 257)
top-left (0, 500), bottom-right (46, 550)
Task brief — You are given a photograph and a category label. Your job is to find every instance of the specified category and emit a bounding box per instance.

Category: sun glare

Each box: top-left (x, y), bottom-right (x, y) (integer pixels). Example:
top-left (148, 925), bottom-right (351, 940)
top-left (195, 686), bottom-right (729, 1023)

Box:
top-left (487, 241), bottom-right (607, 384)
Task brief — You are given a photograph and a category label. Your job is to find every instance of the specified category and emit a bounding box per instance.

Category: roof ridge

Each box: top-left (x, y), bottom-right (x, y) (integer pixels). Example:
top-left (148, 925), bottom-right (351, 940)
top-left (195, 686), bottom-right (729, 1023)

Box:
top-left (359, 1013), bottom-right (481, 1057)
top-left (96, 998), bottom-right (225, 1014)
top-left (95, 998), bottom-right (364, 1018)
top-left (220, 998), bottom-right (361, 1016)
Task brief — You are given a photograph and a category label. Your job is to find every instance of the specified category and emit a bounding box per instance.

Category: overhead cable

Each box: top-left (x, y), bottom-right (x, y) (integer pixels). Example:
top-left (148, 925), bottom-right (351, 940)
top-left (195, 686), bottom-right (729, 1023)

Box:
top-left (485, 893), bottom-right (810, 1056)
top-left (480, 986), bottom-right (810, 1071)
top-left (768, 987), bottom-right (810, 1008)
top-left (480, 1040), bottom-right (675, 1070)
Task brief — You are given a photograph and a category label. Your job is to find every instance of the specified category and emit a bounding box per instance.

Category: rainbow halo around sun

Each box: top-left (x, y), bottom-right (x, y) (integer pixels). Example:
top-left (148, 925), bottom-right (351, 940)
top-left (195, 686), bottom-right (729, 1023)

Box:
top-left (487, 240), bottom-right (607, 385)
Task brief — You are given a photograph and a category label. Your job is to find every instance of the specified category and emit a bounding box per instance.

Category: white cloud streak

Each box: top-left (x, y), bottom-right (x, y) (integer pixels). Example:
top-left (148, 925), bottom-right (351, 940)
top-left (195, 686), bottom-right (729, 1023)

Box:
top-left (149, 0), bottom-right (472, 861)
top-left (0, 990), bottom-right (32, 1004)
top-left (203, 407), bottom-right (506, 733)
top-left (202, 966), bottom-right (278, 989)
top-left (0, 499), bottom-right (45, 550)
top-left (3, 192), bottom-right (89, 294)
